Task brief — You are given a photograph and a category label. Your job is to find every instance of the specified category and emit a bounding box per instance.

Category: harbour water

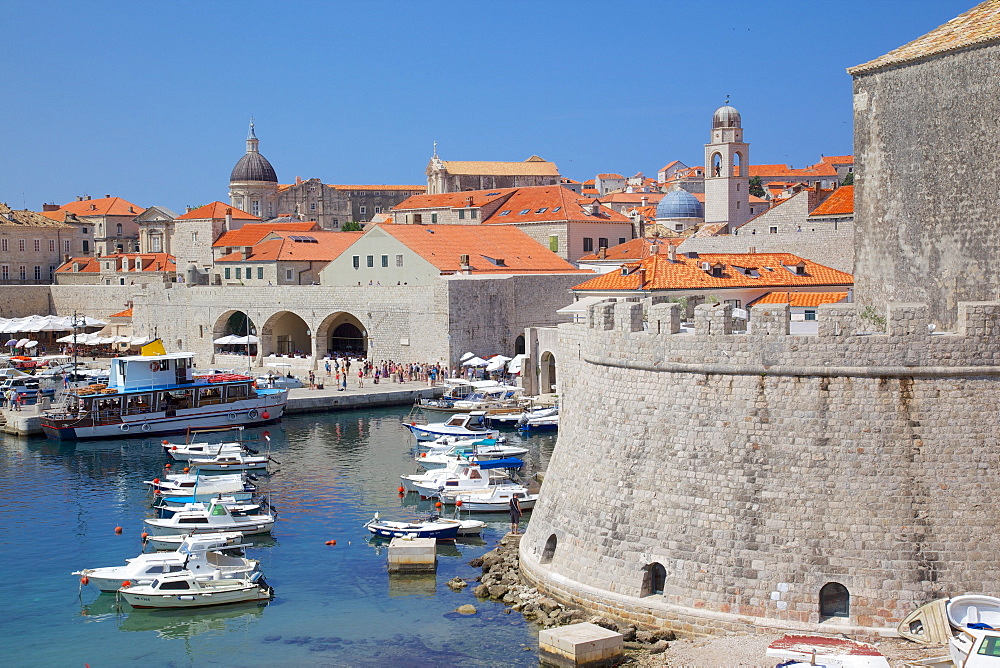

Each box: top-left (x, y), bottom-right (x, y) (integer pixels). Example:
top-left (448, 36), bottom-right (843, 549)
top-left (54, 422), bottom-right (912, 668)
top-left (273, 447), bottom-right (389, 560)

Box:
top-left (0, 407), bottom-right (556, 666)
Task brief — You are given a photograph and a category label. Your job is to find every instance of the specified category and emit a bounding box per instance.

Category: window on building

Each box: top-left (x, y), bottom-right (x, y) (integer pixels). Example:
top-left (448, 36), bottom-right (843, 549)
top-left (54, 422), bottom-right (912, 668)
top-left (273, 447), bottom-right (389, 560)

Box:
top-left (804, 309), bottom-right (817, 321)
top-left (0, 239), bottom-right (7, 252)
top-left (1, 266), bottom-right (7, 280)
top-left (675, 224), bottom-right (684, 231)
top-left (245, 265), bottom-right (251, 278)
top-left (374, 206), bottom-right (382, 214)
top-left (64, 240), bottom-right (69, 253)
top-left (819, 583), bottom-right (850, 619)
top-left (235, 268), bottom-right (241, 280)
top-left (191, 232), bottom-right (198, 243)
top-left (116, 244), bottom-right (123, 253)
top-left (33, 239), bottom-right (40, 252)
top-left (18, 240), bottom-right (25, 252)
top-left (366, 255), bottom-right (374, 268)
top-left (116, 223), bottom-right (122, 235)
top-left (49, 266), bottom-right (54, 280)
top-left (619, 238), bottom-right (626, 245)
top-left (535, 207), bottom-right (548, 214)
top-left (769, 226), bottom-right (778, 234)
top-left (257, 267), bottom-right (263, 279)
top-left (583, 238), bottom-right (593, 252)
top-left (19, 266), bottom-right (26, 280)
top-left (151, 236), bottom-right (162, 252)
top-left (310, 203), bottom-right (316, 211)
top-left (541, 534), bottom-right (557, 564)
top-left (396, 254), bottom-right (403, 267)
top-left (736, 201), bottom-right (740, 209)
top-left (640, 563), bottom-right (667, 597)
top-left (34, 266), bottom-right (41, 280)
top-left (381, 255), bottom-right (388, 268)
top-left (470, 210), bottom-right (477, 219)
top-left (599, 238), bottom-right (608, 249)
top-left (251, 200), bottom-right (260, 217)
top-left (413, 214), bottom-right (422, 223)
top-left (224, 267), bottom-right (231, 279)
top-left (48, 239), bottom-right (55, 253)
top-left (352, 255), bottom-right (360, 269)
top-left (519, 209), bottom-right (530, 215)
top-left (458, 210), bottom-right (465, 220)
top-left (431, 213), bottom-right (437, 223)
top-left (82, 240), bottom-right (89, 253)
top-left (549, 235), bottom-right (558, 252)
top-left (285, 269), bottom-right (293, 280)
top-left (360, 206), bottom-right (367, 215)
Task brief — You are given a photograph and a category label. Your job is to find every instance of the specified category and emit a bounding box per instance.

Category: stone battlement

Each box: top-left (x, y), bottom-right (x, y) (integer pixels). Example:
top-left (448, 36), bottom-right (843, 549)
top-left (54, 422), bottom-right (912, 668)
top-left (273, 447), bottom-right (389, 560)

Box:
top-left (581, 300), bottom-right (1000, 374)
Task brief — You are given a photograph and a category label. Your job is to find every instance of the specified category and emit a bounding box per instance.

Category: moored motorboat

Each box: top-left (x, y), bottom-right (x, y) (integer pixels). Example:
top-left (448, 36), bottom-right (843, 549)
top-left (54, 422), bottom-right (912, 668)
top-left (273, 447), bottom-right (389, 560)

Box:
top-left (73, 534), bottom-right (259, 592)
top-left (164, 441), bottom-right (247, 462)
top-left (417, 443), bottom-right (528, 469)
top-left (488, 405), bottom-right (557, 427)
top-left (364, 513), bottom-right (460, 541)
top-left (143, 531), bottom-right (247, 551)
top-left (517, 413), bottom-right (559, 432)
top-left (423, 515), bottom-right (487, 537)
top-left (409, 459), bottom-right (524, 499)
top-left (950, 628), bottom-right (1000, 667)
top-left (440, 485), bottom-right (538, 512)
top-left (188, 451), bottom-right (271, 472)
top-left (404, 411), bottom-right (499, 442)
top-left (144, 498), bottom-right (275, 537)
top-left (118, 572), bottom-right (272, 609)
top-left (402, 457), bottom-right (523, 494)
top-left (144, 473), bottom-right (255, 500)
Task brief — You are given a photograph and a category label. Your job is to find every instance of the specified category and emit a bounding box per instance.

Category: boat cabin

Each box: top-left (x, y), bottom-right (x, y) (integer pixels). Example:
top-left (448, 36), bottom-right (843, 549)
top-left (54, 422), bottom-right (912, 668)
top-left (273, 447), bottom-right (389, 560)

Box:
top-left (443, 412), bottom-right (490, 429)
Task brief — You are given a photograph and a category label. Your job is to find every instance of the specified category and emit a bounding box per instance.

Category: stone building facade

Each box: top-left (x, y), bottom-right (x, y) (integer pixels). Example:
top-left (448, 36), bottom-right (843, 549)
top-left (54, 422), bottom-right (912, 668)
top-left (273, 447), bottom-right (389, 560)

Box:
top-left (0, 203), bottom-right (91, 285)
top-left (425, 152), bottom-right (560, 194)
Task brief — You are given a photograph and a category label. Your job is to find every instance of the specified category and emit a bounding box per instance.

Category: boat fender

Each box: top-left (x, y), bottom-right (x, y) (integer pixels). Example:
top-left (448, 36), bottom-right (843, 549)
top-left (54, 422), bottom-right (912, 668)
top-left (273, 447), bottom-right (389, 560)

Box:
top-left (141, 423), bottom-right (151, 432)
top-left (248, 409), bottom-right (258, 419)
top-left (120, 423), bottom-right (130, 432)
top-left (228, 412), bottom-right (237, 421)
top-left (261, 411), bottom-right (270, 420)
top-left (149, 361), bottom-right (160, 372)
top-left (121, 580), bottom-right (132, 588)
top-left (80, 576), bottom-right (90, 586)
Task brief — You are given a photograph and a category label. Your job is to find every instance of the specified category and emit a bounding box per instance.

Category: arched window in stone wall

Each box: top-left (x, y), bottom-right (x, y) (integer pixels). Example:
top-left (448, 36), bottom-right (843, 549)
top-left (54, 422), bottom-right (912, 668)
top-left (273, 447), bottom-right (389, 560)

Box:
top-left (514, 335), bottom-right (525, 356)
top-left (541, 534), bottom-right (557, 564)
top-left (819, 582), bottom-right (850, 619)
top-left (734, 151), bottom-right (743, 178)
top-left (640, 563), bottom-right (666, 597)
top-left (711, 153), bottom-right (723, 178)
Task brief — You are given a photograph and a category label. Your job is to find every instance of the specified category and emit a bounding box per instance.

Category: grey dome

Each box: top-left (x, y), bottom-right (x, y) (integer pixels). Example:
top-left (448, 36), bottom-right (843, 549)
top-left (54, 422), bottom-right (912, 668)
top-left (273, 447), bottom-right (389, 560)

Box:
top-left (712, 105), bottom-right (742, 129)
top-left (230, 152), bottom-right (277, 183)
top-left (230, 122), bottom-right (278, 183)
top-left (656, 189), bottom-right (703, 220)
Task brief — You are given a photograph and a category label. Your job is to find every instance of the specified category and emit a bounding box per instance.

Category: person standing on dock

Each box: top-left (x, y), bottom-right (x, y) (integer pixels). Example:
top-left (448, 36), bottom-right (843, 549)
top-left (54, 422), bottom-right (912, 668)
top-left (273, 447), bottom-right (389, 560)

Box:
top-left (341, 371), bottom-right (347, 392)
top-left (357, 368), bottom-right (364, 389)
top-left (509, 495), bottom-right (521, 535)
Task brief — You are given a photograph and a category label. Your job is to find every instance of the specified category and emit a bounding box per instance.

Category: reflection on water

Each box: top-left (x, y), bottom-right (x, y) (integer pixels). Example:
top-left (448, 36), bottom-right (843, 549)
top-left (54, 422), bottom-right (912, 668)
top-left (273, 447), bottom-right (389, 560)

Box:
top-left (1, 407), bottom-right (555, 666)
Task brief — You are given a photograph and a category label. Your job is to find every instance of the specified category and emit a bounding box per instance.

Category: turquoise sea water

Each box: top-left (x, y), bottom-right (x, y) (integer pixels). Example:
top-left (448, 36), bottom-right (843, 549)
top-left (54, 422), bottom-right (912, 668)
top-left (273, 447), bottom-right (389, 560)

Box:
top-left (0, 408), bottom-right (555, 666)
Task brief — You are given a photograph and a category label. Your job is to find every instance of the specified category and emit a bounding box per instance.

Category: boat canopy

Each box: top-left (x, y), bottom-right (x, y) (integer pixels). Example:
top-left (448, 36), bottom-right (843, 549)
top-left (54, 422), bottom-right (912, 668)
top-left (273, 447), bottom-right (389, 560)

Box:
top-left (477, 458), bottom-right (524, 470)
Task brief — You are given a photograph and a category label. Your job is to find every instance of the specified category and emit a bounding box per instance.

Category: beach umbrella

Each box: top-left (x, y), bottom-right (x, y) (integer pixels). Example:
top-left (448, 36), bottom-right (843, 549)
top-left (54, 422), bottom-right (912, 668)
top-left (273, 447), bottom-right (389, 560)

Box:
top-left (484, 355), bottom-right (511, 372)
top-left (130, 335), bottom-right (151, 346)
top-left (24, 340), bottom-right (38, 348)
top-left (5, 339), bottom-right (17, 347)
top-left (462, 356), bottom-right (488, 367)
top-left (15, 338), bottom-right (30, 348)
top-left (213, 335), bottom-right (238, 344)
top-left (507, 354), bottom-right (528, 375)
top-left (460, 352), bottom-right (476, 362)
top-left (55, 334), bottom-right (75, 343)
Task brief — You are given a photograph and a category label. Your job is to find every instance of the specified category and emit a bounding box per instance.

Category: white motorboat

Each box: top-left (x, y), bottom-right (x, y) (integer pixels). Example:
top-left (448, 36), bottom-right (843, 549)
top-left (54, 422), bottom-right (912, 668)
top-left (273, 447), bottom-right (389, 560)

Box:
top-left (517, 413), bottom-right (559, 432)
top-left (403, 411), bottom-right (500, 442)
top-left (155, 499), bottom-right (263, 519)
top-left (427, 515), bottom-right (488, 537)
top-left (417, 442), bottom-right (528, 469)
top-left (450, 385), bottom-right (525, 411)
top-left (487, 405), bottom-right (557, 427)
top-left (418, 434), bottom-right (507, 452)
top-left (415, 380), bottom-right (501, 413)
top-left (364, 513), bottom-right (461, 540)
top-left (188, 452), bottom-right (271, 472)
top-left (401, 457), bottom-right (522, 495)
top-left (144, 498), bottom-right (275, 537)
top-left (164, 441), bottom-right (246, 462)
top-left (143, 531), bottom-right (246, 551)
top-left (765, 635), bottom-right (890, 667)
top-left (948, 594), bottom-right (1000, 629)
top-left (73, 534), bottom-right (259, 592)
top-left (119, 571), bottom-right (272, 609)
top-left (950, 628), bottom-right (1000, 667)
top-left (440, 485), bottom-right (538, 512)
top-left (145, 473), bottom-right (254, 500)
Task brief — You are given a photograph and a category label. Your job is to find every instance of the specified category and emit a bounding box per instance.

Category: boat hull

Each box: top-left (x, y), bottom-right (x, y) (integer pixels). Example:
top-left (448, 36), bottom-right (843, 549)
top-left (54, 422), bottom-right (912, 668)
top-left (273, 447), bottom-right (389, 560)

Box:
top-left (143, 519), bottom-right (274, 537)
top-left (121, 585), bottom-right (270, 609)
top-left (404, 424), bottom-right (500, 442)
top-left (365, 523), bottom-right (460, 541)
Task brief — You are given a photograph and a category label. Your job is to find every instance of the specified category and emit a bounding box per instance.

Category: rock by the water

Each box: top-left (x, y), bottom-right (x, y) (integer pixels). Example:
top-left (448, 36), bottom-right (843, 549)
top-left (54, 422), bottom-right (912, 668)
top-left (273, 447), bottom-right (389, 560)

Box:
top-left (472, 584), bottom-right (489, 598)
top-left (446, 577), bottom-right (468, 591)
top-left (455, 604), bottom-right (477, 615)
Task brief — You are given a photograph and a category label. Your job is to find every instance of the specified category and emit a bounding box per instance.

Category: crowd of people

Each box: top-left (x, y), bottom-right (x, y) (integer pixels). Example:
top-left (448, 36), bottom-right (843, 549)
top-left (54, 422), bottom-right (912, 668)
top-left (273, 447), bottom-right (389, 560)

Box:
top-left (304, 356), bottom-right (459, 391)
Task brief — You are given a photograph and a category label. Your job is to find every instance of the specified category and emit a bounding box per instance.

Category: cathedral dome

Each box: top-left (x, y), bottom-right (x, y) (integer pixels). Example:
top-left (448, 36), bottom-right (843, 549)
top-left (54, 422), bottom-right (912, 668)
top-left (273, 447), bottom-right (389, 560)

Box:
top-left (655, 189), bottom-right (703, 220)
top-left (712, 105), bottom-right (742, 129)
top-left (230, 122), bottom-right (278, 183)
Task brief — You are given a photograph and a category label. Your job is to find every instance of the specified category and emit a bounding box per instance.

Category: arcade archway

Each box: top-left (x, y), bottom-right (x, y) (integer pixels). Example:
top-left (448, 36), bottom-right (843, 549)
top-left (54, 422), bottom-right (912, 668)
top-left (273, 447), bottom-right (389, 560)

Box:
top-left (539, 351), bottom-right (557, 394)
top-left (316, 311), bottom-right (367, 357)
top-left (262, 311), bottom-right (311, 357)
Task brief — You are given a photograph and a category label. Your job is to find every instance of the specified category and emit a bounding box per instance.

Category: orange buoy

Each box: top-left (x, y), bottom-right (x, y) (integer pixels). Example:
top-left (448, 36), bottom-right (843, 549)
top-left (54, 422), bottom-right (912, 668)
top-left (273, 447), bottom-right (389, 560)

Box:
top-left (411, 422), bottom-right (417, 426)
top-left (162, 440), bottom-right (169, 445)
top-left (325, 540), bottom-right (337, 546)
top-left (164, 463), bottom-right (171, 469)
top-left (435, 501), bottom-right (442, 508)
top-left (114, 526), bottom-right (123, 534)
top-left (420, 452), bottom-right (426, 458)
top-left (80, 576), bottom-right (90, 586)
top-left (183, 467), bottom-right (190, 473)
top-left (121, 580), bottom-right (132, 588)
top-left (397, 486), bottom-right (404, 493)
top-left (456, 500), bottom-right (463, 507)
top-left (262, 411), bottom-right (270, 420)
top-left (153, 490), bottom-right (161, 495)
top-left (153, 478), bottom-right (160, 484)
top-left (171, 446), bottom-right (178, 450)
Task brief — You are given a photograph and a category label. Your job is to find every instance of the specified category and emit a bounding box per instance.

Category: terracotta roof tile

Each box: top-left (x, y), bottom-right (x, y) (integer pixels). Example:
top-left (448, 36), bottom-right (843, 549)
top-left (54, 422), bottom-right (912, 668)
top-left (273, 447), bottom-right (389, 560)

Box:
top-left (57, 196), bottom-right (142, 218)
top-left (484, 187), bottom-right (632, 224)
top-left (809, 186), bottom-right (854, 217)
top-left (438, 158), bottom-right (559, 177)
top-left (109, 308), bottom-right (133, 318)
top-left (597, 173), bottom-right (624, 180)
top-left (328, 184), bottom-right (426, 191)
top-left (821, 155), bottom-right (854, 165)
top-left (849, 0), bottom-right (1000, 74)
top-left (572, 252), bottom-right (853, 292)
top-left (391, 189), bottom-right (517, 211)
top-left (596, 193), bottom-right (665, 204)
top-left (176, 202), bottom-right (258, 221)
top-left (376, 224), bottom-right (587, 275)
top-left (748, 291), bottom-right (849, 308)
top-left (217, 231), bottom-right (362, 263)
top-left (749, 163), bottom-right (839, 179)
top-left (213, 221), bottom-right (321, 248)
top-left (56, 253), bottom-right (176, 273)
top-left (2, 203), bottom-right (76, 228)
top-left (578, 237), bottom-right (682, 262)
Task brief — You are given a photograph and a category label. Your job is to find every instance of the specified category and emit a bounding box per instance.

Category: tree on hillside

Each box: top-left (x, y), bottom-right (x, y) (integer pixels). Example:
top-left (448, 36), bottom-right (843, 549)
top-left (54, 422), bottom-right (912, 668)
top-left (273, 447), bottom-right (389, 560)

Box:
top-left (841, 173), bottom-right (854, 186)
top-left (341, 221), bottom-right (363, 231)
top-left (749, 176), bottom-right (765, 198)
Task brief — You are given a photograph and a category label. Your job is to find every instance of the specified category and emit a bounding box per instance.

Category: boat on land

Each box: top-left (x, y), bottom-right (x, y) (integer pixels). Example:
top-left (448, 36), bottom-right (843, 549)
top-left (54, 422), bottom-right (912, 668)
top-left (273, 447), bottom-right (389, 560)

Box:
top-left (404, 411), bottom-right (500, 442)
top-left (118, 571), bottom-right (272, 609)
top-left (947, 594), bottom-right (1000, 630)
top-left (765, 635), bottom-right (890, 667)
top-left (950, 628), bottom-right (1000, 667)
top-left (73, 534), bottom-right (260, 592)
top-left (40, 352), bottom-right (287, 440)
top-left (439, 485), bottom-right (538, 512)
top-left (143, 498), bottom-right (275, 537)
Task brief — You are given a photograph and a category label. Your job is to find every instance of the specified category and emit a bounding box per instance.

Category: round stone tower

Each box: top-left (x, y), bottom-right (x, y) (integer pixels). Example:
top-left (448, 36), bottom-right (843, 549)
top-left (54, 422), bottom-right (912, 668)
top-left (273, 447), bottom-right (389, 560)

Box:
top-left (229, 120), bottom-right (278, 219)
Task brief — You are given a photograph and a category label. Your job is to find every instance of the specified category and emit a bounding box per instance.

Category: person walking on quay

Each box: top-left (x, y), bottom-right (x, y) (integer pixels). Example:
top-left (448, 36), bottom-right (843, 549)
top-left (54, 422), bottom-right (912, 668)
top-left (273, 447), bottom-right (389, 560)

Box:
top-left (341, 371), bottom-right (347, 392)
top-left (357, 368), bottom-right (364, 389)
top-left (509, 494), bottom-right (522, 535)
top-left (335, 371), bottom-right (342, 391)
top-left (325, 360), bottom-right (331, 377)
top-left (373, 368), bottom-right (380, 384)
top-left (308, 371), bottom-right (316, 389)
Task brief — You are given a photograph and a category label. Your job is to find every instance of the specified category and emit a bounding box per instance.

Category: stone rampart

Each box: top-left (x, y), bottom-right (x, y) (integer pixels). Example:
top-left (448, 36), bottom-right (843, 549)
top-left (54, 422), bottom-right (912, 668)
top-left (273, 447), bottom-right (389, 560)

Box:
top-left (521, 299), bottom-right (1000, 637)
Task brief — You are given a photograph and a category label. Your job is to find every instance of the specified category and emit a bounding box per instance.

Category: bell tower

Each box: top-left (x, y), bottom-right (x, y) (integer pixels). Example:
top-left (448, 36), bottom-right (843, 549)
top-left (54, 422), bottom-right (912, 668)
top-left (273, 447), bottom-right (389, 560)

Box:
top-left (704, 101), bottom-right (751, 229)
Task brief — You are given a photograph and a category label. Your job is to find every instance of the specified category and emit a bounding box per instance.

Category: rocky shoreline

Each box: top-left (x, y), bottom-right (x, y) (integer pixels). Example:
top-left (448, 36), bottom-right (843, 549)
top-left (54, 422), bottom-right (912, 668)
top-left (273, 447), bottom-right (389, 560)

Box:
top-left (463, 534), bottom-right (674, 661)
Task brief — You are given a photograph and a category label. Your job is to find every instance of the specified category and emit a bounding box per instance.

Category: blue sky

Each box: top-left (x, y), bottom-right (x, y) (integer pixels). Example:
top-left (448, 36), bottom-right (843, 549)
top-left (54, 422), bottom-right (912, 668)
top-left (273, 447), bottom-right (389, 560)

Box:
top-left (0, 1), bottom-right (972, 213)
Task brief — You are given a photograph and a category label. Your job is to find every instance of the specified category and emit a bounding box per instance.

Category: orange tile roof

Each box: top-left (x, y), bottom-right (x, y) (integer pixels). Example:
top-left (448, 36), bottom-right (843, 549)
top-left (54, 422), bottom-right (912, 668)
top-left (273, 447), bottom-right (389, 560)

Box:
top-left (560, 178), bottom-right (581, 184)
top-left (216, 231), bottom-right (362, 263)
top-left (213, 221), bottom-right (321, 247)
top-left (748, 291), bottom-right (849, 308)
top-left (572, 252), bottom-right (853, 292)
top-left (849, 0), bottom-right (1000, 74)
top-left (597, 173), bottom-right (624, 180)
top-left (821, 155), bottom-right (854, 165)
top-left (809, 185), bottom-right (854, 217)
top-left (56, 253), bottom-right (176, 273)
top-left (176, 202), bottom-right (258, 221)
top-left (660, 160), bottom-right (683, 172)
top-left (484, 187), bottom-right (632, 225)
top-left (582, 179), bottom-right (595, 186)
top-left (749, 163), bottom-right (839, 179)
top-left (2, 203), bottom-right (76, 228)
top-left (109, 308), bottom-right (133, 318)
top-left (328, 184), bottom-right (426, 191)
top-left (375, 224), bottom-right (588, 275)
top-left (57, 196), bottom-right (142, 218)
top-left (578, 237), bottom-right (682, 262)
top-left (438, 158), bottom-right (559, 177)
top-left (581, 188), bottom-right (600, 195)
top-left (391, 189), bottom-right (518, 211)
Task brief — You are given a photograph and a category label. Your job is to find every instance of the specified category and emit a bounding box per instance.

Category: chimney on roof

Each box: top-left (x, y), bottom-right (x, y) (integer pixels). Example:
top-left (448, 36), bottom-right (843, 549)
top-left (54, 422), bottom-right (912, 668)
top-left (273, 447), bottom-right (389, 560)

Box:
top-left (105, 194), bottom-right (111, 199)
top-left (296, 176), bottom-right (303, 186)
top-left (186, 205), bottom-right (196, 213)
top-left (85, 195), bottom-right (91, 201)
top-left (128, 206), bottom-right (134, 214)
top-left (89, 204), bottom-right (96, 211)
top-left (814, 181), bottom-right (821, 192)
top-left (63, 254), bottom-right (70, 263)
top-left (668, 244), bottom-right (676, 262)
top-left (641, 196), bottom-right (648, 207)
top-left (43, 203), bottom-right (60, 212)
top-left (466, 196), bottom-right (474, 207)
top-left (637, 268), bottom-right (646, 288)
top-left (225, 209), bottom-right (233, 230)
top-left (459, 254), bottom-right (471, 274)
top-left (76, 196), bottom-right (83, 202)
top-left (598, 247), bottom-right (606, 260)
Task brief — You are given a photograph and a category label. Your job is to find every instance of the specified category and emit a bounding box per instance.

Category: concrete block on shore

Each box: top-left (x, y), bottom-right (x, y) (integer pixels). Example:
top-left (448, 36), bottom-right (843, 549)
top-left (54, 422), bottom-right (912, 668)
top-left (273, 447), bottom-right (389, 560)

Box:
top-left (539, 622), bottom-right (623, 667)
top-left (3, 412), bottom-right (43, 436)
top-left (387, 536), bottom-right (437, 573)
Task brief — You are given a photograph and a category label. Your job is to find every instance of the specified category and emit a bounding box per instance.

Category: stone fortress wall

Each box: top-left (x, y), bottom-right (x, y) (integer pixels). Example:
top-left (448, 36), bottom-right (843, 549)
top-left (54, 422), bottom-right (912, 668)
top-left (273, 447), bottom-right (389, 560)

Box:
top-left (520, 298), bottom-right (1000, 636)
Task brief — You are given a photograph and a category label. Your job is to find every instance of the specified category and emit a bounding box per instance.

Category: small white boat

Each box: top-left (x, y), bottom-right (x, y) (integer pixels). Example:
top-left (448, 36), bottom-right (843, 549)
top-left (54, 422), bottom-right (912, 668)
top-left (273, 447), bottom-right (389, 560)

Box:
top-left (425, 515), bottom-right (487, 537)
top-left (765, 635), bottom-right (890, 667)
top-left (418, 443), bottom-right (528, 469)
top-left (364, 512), bottom-right (460, 540)
top-left (415, 380), bottom-right (501, 412)
top-left (948, 594), bottom-right (1000, 629)
top-left (188, 452), bottom-right (271, 472)
top-left (145, 473), bottom-right (254, 500)
top-left (402, 457), bottom-right (523, 495)
top-left (404, 411), bottom-right (499, 442)
top-left (441, 486), bottom-right (538, 512)
top-left (119, 572), bottom-right (272, 609)
top-left (144, 498), bottom-right (275, 537)
top-left (155, 500), bottom-right (262, 519)
top-left (73, 534), bottom-right (259, 592)
top-left (488, 405), bottom-right (557, 427)
top-left (143, 531), bottom-right (247, 551)
top-left (164, 441), bottom-right (246, 462)
top-left (950, 628), bottom-right (1000, 667)
top-left (517, 413), bottom-right (559, 432)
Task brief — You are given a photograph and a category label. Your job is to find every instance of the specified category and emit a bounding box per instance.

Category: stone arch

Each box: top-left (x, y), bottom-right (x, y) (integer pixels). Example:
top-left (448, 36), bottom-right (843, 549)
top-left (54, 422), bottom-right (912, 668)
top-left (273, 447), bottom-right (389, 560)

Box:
top-left (541, 534), bottom-right (557, 564)
top-left (315, 311), bottom-right (367, 357)
top-left (819, 582), bottom-right (850, 619)
top-left (514, 334), bottom-right (525, 356)
top-left (261, 310), bottom-right (312, 357)
top-left (733, 151), bottom-right (744, 178)
top-left (213, 310), bottom-right (258, 338)
top-left (640, 562), bottom-right (667, 597)
top-left (539, 351), bottom-right (557, 394)
top-left (711, 152), bottom-right (723, 178)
